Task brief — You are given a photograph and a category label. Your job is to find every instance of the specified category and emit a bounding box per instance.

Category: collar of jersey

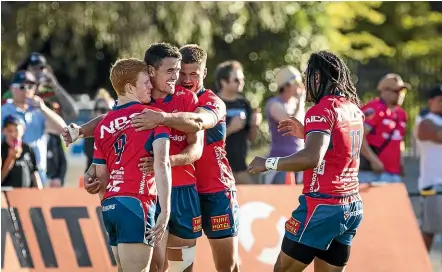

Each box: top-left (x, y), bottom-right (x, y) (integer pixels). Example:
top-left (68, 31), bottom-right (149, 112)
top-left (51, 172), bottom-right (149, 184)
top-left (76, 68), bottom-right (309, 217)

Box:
top-left (150, 94), bottom-right (173, 104)
top-left (197, 87), bottom-right (206, 97)
top-left (113, 101), bottom-right (141, 110)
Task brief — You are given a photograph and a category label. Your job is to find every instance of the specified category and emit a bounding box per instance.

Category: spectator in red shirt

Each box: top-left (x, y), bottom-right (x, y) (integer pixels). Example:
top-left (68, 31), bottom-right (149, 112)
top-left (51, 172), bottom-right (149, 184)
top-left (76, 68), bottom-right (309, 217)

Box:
top-left (359, 74), bottom-right (410, 184)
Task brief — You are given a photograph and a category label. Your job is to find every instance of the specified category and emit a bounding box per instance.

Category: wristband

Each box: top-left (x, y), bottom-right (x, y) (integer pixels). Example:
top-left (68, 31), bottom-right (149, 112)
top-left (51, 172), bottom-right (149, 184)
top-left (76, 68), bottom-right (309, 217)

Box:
top-left (265, 157), bottom-right (280, 171)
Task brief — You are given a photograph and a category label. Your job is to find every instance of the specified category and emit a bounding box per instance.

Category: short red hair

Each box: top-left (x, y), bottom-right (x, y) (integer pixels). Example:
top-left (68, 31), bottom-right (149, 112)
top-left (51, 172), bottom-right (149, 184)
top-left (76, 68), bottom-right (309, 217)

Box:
top-left (110, 58), bottom-right (148, 96)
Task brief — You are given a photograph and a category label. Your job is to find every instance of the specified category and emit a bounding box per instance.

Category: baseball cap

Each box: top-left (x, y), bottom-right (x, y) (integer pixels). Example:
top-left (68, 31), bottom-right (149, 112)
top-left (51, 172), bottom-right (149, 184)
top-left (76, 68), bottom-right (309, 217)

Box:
top-left (10, 70), bottom-right (37, 85)
top-left (28, 53), bottom-right (47, 67)
top-left (275, 66), bottom-right (302, 89)
top-left (2, 115), bottom-right (25, 129)
top-left (427, 84), bottom-right (442, 99)
top-left (377, 73), bottom-right (411, 92)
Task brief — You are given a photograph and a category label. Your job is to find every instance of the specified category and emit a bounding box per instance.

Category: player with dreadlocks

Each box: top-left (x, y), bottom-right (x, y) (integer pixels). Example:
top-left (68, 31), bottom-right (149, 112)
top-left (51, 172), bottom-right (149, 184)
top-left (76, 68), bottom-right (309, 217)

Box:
top-left (249, 51), bottom-right (364, 272)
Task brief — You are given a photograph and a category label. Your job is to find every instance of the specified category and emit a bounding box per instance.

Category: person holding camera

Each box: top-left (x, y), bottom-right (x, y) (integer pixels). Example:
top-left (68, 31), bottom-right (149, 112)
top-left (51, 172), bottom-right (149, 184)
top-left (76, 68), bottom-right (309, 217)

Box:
top-left (1, 115), bottom-right (43, 189)
top-left (2, 52), bottom-right (79, 122)
top-left (1, 71), bottom-right (67, 184)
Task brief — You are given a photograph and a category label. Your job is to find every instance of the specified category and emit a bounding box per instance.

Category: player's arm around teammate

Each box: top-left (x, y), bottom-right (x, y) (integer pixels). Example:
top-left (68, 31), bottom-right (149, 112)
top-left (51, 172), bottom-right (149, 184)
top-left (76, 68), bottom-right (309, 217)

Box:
top-left (132, 105), bottom-right (219, 133)
top-left (138, 130), bottom-right (204, 173)
top-left (248, 118), bottom-right (329, 178)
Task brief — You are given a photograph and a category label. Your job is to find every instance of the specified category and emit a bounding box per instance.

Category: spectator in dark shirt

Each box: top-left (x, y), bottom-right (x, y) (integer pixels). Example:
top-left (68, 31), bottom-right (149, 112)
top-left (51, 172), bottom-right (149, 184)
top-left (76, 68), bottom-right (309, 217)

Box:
top-left (46, 102), bottom-right (67, 187)
top-left (215, 60), bottom-right (262, 184)
top-left (1, 115), bottom-right (42, 189)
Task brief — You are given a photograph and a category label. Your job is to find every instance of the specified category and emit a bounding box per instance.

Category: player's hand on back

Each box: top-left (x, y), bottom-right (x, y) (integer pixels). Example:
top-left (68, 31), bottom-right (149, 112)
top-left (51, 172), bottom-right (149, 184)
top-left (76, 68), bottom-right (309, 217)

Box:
top-left (138, 157), bottom-right (154, 174)
top-left (131, 109), bottom-right (165, 132)
top-left (248, 156), bottom-right (268, 174)
top-left (146, 211), bottom-right (170, 246)
top-left (278, 117), bottom-right (304, 139)
top-left (62, 123), bottom-right (82, 147)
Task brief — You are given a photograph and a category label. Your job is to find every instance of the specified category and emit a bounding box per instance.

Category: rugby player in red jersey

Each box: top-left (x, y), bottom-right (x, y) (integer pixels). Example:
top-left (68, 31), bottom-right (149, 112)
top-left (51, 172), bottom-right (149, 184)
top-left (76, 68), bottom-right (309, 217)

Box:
top-left (62, 43), bottom-right (204, 272)
top-left (132, 44), bottom-right (239, 272)
top-left (87, 58), bottom-right (172, 271)
top-left (249, 51), bottom-right (364, 272)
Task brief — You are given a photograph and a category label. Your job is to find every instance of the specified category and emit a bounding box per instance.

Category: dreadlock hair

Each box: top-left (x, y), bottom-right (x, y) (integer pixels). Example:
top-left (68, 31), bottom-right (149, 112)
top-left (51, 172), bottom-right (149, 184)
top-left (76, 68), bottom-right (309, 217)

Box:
top-left (306, 51), bottom-right (360, 106)
top-left (179, 44), bottom-right (207, 66)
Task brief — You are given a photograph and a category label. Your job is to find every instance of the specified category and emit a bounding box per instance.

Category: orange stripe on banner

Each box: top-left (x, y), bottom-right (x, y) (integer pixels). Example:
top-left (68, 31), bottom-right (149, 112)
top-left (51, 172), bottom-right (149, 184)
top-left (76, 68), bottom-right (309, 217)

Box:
top-left (1, 184), bottom-right (432, 272)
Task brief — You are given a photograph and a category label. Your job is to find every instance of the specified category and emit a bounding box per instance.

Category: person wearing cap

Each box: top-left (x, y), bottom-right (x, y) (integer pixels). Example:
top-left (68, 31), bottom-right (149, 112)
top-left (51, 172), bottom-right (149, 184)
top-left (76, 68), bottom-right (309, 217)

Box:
top-left (415, 84), bottom-right (442, 251)
top-left (1, 70), bottom-right (67, 184)
top-left (2, 52), bottom-right (79, 121)
top-left (215, 60), bottom-right (262, 184)
top-left (261, 66), bottom-right (306, 185)
top-left (1, 115), bottom-right (43, 189)
top-left (359, 73), bottom-right (410, 184)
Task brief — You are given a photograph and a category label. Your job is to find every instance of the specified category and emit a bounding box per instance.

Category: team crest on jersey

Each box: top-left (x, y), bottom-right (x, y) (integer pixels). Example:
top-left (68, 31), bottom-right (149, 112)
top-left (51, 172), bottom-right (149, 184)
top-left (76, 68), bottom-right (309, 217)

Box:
top-left (192, 216), bottom-right (202, 232)
top-left (285, 217), bottom-right (301, 235)
top-left (211, 214), bottom-right (230, 231)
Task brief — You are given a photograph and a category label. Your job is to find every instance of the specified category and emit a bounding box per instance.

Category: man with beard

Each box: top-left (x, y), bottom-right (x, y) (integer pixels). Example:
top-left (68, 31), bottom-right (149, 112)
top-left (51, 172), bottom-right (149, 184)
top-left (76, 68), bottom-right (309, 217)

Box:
top-left (62, 43), bottom-right (204, 272)
top-left (358, 74), bottom-right (410, 184)
top-left (132, 44), bottom-right (240, 272)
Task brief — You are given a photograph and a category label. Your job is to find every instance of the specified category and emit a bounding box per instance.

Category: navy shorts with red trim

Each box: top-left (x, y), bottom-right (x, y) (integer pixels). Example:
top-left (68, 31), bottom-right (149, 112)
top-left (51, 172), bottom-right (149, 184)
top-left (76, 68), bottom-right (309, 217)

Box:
top-left (284, 193), bottom-right (363, 250)
top-left (199, 190), bottom-right (239, 239)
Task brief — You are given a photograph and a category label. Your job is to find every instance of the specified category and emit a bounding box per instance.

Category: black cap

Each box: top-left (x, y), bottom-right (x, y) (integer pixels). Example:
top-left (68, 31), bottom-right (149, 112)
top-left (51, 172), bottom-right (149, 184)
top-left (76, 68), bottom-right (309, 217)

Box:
top-left (427, 84), bottom-right (442, 99)
top-left (10, 70), bottom-right (37, 85)
top-left (28, 53), bottom-right (47, 67)
top-left (2, 115), bottom-right (25, 129)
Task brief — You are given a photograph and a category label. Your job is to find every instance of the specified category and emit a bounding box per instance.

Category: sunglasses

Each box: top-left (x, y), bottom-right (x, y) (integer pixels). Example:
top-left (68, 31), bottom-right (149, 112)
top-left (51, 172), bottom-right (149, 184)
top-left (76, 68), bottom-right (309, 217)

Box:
top-left (12, 83), bottom-right (36, 91)
top-left (388, 88), bottom-right (407, 94)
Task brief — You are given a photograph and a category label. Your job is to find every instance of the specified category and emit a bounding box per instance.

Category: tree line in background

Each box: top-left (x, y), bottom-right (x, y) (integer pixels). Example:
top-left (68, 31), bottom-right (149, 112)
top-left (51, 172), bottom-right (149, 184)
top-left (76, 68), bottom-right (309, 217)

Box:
top-left (2, 1), bottom-right (442, 146)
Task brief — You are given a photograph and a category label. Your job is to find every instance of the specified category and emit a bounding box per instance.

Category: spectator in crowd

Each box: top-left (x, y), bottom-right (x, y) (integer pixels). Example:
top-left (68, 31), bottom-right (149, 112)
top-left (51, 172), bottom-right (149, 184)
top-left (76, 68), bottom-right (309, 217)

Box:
top-left (415, 84), bottom-right (442, 251)
top-left (359, 73), bottom-right (410, 184)
top-left (1, 115), bottom-right (42, 189)
top-left (1, 71), bottom-right (67, 184)
top-left (215, 60), bottom-right (262, 184)
top-left (46, 102), bottom-right (67, 187)
top-left (261, 66), bottom-right (306, 185)
top-left (2, 52), bottom-right (79, 122)
top-left (83, 89), bottom-right (113, 171)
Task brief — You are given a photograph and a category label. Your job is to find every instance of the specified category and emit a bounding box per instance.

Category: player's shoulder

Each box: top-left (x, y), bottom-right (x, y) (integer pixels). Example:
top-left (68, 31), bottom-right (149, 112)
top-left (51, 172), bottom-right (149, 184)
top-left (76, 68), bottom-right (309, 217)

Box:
top-left (174, 86), bottom-right (198, 101)
top-left (199, 89), bottom-right (223, 102)
top-left (139, 104), bottom-right (164, 113)
top-left (307, 97), bottom-right (333, 113)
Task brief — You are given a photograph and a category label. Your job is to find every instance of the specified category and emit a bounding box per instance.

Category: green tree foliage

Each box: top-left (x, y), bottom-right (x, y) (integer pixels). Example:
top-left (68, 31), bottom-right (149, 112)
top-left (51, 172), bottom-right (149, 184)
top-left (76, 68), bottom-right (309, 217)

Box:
top-left (2, 1), bottom-right (440, 112)
top-left (1, 1), bottom-right (384, 99)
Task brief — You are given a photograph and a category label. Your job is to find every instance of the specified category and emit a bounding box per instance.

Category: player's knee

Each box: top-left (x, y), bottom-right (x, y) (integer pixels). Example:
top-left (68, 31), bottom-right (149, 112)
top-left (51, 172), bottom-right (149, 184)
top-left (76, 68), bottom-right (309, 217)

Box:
top-left (167, 246), bottom-right (196, 272)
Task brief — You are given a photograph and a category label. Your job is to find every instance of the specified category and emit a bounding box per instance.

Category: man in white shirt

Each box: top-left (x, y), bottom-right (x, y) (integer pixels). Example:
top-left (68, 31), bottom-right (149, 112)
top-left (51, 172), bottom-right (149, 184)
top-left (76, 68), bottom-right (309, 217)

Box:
top-left (415, 84), bottom-right (442, 251)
